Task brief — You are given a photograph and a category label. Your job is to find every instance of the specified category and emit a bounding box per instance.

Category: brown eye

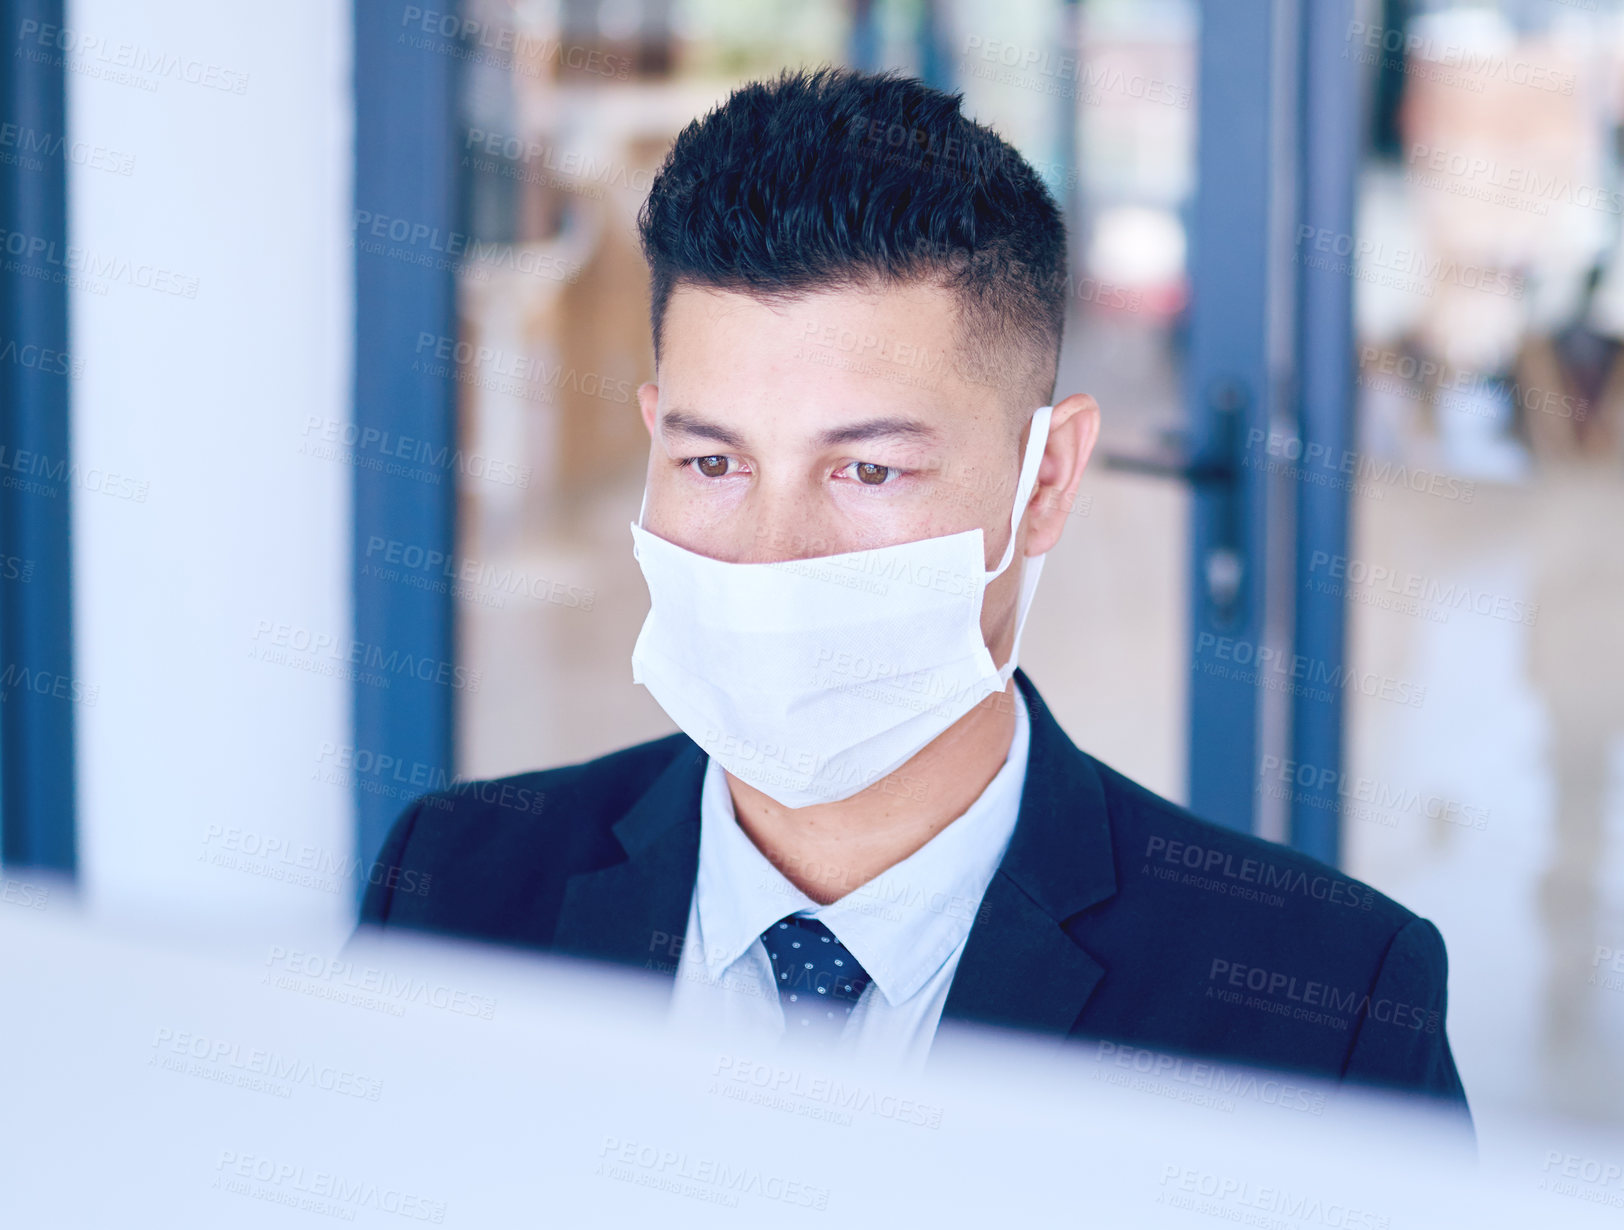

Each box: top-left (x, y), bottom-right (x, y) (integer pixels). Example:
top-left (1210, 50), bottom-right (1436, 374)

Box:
top-left (695, 456), bottom-right (729, 478)
top-left (854, 462), bottom-right (890, 485)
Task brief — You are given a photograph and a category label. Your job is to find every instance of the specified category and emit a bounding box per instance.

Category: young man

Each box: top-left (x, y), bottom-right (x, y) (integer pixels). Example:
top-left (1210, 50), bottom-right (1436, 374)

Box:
top-left (358, 69), bottom-right (1469, 1116)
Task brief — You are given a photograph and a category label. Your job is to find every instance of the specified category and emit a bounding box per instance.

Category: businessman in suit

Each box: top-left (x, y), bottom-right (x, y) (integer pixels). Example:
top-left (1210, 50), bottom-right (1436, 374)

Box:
top-left (357, 68), bottom-right (1469, 1119)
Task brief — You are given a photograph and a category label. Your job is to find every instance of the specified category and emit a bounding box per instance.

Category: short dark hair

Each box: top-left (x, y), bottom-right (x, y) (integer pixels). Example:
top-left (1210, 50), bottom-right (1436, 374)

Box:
top-left (637, 67), bottom-right (1068, 405)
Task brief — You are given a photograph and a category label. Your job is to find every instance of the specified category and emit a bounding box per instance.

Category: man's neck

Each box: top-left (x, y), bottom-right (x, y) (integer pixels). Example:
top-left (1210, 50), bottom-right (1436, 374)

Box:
top-left (724, 681), bottom-right (1021, 906)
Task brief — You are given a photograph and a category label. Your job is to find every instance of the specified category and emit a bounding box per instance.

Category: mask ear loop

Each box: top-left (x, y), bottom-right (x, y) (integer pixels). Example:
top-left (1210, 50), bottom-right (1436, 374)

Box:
top-left (986, 404), bottom-right (1054, 581)
top-left (630, 480), bottom-right (651, 563)
top-left (989, 404), bottom-right (1055, 683)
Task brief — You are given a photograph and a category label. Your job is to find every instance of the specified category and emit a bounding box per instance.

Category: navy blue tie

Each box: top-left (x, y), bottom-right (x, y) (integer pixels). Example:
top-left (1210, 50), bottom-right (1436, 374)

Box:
top-left (759, 915), bottom-right (874, 1039)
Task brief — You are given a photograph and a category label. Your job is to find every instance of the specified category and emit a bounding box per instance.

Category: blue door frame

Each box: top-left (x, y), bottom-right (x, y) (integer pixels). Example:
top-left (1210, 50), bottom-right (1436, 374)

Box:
top-left (1183, 0), bottom-right (1280, 837)
top-left (1289, 0), bottom-right (1361, 865)
top-left (0, 0), bottom-right (77, 873)
top-left (1182, 0), bottom-right (1359, 859)
top-left (351, 0), bottom-right (461, 895)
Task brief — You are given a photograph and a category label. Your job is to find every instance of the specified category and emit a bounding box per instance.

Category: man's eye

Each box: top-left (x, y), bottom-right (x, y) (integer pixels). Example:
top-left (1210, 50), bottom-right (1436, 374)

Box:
top-left (685, 455), bottom-right (732, 478)
top-left (847, 462), bottom-right (894, 486)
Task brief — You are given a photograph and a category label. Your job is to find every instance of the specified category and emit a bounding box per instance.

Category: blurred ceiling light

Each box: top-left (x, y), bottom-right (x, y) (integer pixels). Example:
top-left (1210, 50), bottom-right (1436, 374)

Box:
top-left (598, 0), bottom-right (644, 42)
top-left (510, 0), bottom-right (560, 32)
top-left (1406, 9), bottom-right (1515, 62)
top-left (1086, 204), bottom-right (1186, 290)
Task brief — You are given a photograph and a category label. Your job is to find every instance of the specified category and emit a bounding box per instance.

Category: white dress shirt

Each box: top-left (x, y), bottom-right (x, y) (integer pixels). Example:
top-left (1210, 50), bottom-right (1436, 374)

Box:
top-left (667, 688), bottom-right (1031, 1070)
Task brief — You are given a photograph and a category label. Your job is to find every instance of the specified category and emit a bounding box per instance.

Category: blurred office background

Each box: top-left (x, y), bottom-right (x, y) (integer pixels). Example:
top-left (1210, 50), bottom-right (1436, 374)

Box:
top-left (3, 0), bottom-right (1622, 1164)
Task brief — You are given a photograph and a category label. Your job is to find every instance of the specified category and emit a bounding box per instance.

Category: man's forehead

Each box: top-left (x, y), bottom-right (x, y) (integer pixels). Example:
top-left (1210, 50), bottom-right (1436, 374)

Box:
top-left (656, 284), bottom-right (1020, 437)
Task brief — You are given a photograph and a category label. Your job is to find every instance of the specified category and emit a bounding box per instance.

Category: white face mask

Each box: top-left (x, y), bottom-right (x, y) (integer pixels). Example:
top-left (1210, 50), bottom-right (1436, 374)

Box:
top-left (628, 404), bottom-right (1053, 809)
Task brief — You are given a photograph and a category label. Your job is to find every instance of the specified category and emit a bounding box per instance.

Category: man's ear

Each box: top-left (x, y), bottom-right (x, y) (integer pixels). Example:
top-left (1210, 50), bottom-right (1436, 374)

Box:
top-left (1024, 392), bottom-right (1101, 557)
top-left (637, 381), bottom-right (659, 436)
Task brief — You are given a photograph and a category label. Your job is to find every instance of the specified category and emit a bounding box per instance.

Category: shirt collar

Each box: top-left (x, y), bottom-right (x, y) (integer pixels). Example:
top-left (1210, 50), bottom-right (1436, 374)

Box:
top-left (691, 688), bottom-right (1031, 1006)
top-left (690, 763), bottom-right (817, 977)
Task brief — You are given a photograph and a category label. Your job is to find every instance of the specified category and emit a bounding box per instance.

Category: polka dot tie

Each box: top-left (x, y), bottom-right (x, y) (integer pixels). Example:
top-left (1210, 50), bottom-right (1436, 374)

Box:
top-left (759, 915), bottom-right (874, 1042)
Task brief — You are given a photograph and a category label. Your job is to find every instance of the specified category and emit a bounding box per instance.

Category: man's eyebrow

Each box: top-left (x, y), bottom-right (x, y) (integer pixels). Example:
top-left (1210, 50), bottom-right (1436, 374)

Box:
top-left (659, 411), bottom-right (942, 451)
top-left (659, 410), bottom-right (747, 449)
top-left (814, 417), bottom-right (942, 449)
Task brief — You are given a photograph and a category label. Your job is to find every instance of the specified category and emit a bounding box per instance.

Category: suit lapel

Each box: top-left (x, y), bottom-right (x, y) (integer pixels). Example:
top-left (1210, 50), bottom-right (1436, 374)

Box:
top-left (552, 670), bottom-right (1120, 1045)
top-left (938, 670), bottom-right (1117, 1044)
top-left (551, 738), bottom-right (706, 975)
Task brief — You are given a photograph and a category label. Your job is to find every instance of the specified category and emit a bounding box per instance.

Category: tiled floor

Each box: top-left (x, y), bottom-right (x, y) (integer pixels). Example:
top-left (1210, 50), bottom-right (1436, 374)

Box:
top-left (1343, 465), bottom-right (1624, 1128)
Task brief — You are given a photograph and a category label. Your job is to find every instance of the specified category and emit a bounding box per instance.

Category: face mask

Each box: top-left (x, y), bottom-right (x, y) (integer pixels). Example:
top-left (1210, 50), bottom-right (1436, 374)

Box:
top-left (628, 404), bottom-right (1053, 809)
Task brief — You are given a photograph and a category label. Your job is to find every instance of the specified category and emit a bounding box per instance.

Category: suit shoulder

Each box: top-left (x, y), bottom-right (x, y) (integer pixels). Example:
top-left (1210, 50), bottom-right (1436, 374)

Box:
top-left (1086, 753), bottom-right (1419, 936)
top-left (1071, 755), bottom-right (1462, 1100)
top-left (358, 730), bottom-right (695, 936)
top-left (382, 730), bottom-right (693, 874)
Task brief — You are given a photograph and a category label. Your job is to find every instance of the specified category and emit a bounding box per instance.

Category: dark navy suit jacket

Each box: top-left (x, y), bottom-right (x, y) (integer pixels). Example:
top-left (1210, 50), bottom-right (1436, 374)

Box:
top-left (356, 669), bottom-right (1470, 1117)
